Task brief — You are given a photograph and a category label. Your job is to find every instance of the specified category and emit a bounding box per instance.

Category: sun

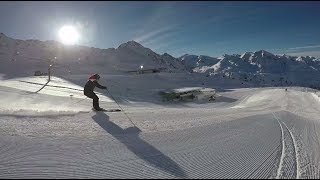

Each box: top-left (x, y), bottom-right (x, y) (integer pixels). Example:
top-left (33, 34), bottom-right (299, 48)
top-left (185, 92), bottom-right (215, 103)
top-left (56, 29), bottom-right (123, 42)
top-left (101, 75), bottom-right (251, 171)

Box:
top-left (58, 25), bottom-right (80, 45)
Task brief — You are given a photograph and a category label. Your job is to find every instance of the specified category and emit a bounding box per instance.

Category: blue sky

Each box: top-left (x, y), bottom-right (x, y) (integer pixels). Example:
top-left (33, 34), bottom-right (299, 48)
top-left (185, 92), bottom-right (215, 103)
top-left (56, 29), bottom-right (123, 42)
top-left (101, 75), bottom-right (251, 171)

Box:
top-left (0, 1), bottom-right (320, 58)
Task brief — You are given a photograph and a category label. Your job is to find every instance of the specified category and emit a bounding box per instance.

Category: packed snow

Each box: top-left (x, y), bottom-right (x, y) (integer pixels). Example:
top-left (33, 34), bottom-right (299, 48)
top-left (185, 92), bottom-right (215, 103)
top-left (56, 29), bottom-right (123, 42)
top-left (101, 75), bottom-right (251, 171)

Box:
top-left (1, 33), bottom-right (320, 178)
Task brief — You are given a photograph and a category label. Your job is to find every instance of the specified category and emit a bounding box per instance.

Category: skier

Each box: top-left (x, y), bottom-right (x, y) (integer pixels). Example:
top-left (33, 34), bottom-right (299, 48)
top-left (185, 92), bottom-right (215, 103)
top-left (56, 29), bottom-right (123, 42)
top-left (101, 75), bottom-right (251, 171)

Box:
top-left (84, 74), bottom-right (107, 111)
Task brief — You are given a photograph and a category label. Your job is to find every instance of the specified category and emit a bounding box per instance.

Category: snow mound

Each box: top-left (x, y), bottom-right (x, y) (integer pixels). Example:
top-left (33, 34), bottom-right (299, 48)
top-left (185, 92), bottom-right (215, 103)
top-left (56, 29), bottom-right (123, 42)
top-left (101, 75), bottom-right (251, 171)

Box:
top-left (0, 109), bottom-right (87, 117)
top-left (311, 92), bottom-right (320, 102)
top-left (0, 94), bottom-right (89, 116)
top-left (1, 76), bottom-right (114, 102)
top-left (232, 89), bottom-right (285, 109)
top-left (0, 77), bottom-right (92, 116)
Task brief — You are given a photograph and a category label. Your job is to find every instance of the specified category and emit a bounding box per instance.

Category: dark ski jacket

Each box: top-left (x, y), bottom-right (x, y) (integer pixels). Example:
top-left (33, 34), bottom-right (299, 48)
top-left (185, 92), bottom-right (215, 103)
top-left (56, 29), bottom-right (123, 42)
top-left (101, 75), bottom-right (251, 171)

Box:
top-left (84, 79), bottom-right (106, 95)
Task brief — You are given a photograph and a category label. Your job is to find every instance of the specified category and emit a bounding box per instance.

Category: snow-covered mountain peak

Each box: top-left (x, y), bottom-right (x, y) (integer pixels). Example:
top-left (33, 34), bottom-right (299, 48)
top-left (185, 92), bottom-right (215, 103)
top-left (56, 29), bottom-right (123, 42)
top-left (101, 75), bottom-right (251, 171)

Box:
top-left (0, 32), bottom-right (6, 37)
top-left (240, 52), bottom-right (253, 60)
top-left (197, 55), bottom-right (220, 66)
top-left (296, 56), bottom-right (305, 62)
top-left (162, 52), bottom-right (174, 58)
top-left (180, 54), bottom-right (197, 60)
top-left (118, 40), bottom-right (144, 49)
top-left (116, 40), bottom-right (158, 58)
top-left (253, 50), bottom-right (275, 58)
top-left (0, 32), bottom-right (14, 42)
top-left (295, 55), bottom-right (318, 64)
top-left (220, 54), bottom-right (241, 60)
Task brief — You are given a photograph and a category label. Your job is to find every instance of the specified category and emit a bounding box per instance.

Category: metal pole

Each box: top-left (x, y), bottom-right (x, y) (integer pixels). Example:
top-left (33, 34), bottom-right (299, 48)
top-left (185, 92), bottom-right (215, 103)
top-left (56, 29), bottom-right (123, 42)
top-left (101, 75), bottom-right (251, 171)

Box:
top-left (48, 64), bottom-right (52, 81)
top-left (106, 86), bottom-right (137, 127)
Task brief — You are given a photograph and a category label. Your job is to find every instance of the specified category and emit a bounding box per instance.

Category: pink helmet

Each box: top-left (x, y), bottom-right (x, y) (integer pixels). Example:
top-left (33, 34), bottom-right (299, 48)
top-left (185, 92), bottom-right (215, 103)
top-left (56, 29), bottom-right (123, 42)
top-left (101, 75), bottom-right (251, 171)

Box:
top-left (89, 74), bottom-right (100, 80)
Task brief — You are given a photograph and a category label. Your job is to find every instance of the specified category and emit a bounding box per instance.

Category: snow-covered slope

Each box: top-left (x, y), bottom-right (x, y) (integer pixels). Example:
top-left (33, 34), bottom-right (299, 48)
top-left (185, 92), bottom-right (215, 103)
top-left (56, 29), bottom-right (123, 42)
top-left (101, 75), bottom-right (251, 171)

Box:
top-left (179, 54), bottom-right (220, 71)
top-left (0, 33), bottom-right (187, 79)
top-left (1, 75), bottom-right (320, 178)
top-left (114, 41), bottom-right (187, 72)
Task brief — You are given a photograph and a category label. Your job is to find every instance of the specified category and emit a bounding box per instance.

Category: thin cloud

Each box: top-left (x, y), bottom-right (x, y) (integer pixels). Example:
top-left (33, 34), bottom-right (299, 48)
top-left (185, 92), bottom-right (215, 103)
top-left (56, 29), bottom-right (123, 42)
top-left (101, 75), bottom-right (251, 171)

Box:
top-left (142, 29), bottom-right (179, 47)
top-left (273, 45), bottom-right (320, 58)
top-left (132, 2), bottom-right (179, 42)
top-left (149, 39), bottom-right (187, 53)
top-left (133, 25), bottom-right (178, 44)
top-left (288, 45), bottom-right (320, 50)
top-left (285, 50), bottom-right (320, 58)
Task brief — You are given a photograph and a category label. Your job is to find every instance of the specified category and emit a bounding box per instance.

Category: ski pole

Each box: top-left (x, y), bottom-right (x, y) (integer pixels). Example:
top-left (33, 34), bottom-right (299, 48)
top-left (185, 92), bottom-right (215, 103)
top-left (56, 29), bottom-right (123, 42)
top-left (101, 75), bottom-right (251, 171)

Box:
top-left (105, 87), bottom-right (137, 127)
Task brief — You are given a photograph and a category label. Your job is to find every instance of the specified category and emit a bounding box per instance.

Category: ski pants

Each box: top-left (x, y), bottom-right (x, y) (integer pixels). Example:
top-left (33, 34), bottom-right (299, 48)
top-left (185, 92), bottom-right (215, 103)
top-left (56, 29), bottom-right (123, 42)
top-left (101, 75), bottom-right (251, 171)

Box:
top-left (84, 91), bottom-right (100, 109)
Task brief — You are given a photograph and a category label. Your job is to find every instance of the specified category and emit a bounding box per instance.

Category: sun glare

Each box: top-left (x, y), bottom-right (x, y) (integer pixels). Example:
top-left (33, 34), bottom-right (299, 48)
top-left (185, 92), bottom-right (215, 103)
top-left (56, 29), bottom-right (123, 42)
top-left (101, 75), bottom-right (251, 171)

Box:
top-left (58, 25), bottom-right (79, 45)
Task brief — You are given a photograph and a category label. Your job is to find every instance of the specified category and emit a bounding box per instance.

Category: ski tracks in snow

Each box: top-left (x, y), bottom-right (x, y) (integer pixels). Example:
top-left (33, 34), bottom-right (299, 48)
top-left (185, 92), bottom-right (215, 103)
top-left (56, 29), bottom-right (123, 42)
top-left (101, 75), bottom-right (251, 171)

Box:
top-left (273, 112), bottom-right (300, 179)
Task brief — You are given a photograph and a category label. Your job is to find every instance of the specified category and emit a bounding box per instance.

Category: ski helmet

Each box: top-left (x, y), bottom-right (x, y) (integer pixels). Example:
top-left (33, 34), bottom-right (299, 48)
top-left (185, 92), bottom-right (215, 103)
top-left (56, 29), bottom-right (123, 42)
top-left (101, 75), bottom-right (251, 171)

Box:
top-left (94, 74), bottom-right (100, 79)
top-left (88, 74), bottom-right (100, 81)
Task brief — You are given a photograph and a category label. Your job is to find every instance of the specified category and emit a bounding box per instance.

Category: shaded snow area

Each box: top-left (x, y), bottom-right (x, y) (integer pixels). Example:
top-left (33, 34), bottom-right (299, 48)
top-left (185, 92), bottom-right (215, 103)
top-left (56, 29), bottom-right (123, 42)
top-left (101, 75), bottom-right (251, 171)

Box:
top-left (1, 73), bottom-right (320, 178)
top-left (160, 87), bottom-right (216, 102)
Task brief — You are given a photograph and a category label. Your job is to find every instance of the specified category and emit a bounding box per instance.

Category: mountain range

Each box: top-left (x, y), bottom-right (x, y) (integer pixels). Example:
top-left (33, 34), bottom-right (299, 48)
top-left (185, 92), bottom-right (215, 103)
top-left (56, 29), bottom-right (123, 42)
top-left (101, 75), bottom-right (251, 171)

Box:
top-left (1, 32), bottom-right (319, 88)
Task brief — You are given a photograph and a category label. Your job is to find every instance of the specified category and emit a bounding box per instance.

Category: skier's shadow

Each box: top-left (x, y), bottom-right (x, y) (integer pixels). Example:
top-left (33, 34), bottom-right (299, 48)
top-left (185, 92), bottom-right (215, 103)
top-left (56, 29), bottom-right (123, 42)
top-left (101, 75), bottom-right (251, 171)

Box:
top-left (92, 112), bottom-right (186, 178)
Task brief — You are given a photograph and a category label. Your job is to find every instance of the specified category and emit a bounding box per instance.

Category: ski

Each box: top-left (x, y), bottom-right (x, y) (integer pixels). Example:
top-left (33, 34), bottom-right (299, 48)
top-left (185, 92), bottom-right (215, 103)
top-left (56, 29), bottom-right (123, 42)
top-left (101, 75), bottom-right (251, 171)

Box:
top-left (92, 108), bottom-right (121, 112)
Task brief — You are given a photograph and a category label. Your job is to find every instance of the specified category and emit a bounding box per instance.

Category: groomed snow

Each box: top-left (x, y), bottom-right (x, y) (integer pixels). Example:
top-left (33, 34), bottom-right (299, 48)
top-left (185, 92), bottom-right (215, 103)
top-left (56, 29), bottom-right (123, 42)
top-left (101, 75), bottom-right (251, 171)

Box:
top-left (1, 73), bottom-right (320, 178)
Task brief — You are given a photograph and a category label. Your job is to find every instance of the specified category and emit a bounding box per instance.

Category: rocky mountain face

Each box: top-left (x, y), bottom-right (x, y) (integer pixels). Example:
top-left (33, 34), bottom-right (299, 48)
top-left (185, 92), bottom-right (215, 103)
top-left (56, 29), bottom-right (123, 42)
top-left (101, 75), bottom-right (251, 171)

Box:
top-left (179, 50), bottom-right (320, 88)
